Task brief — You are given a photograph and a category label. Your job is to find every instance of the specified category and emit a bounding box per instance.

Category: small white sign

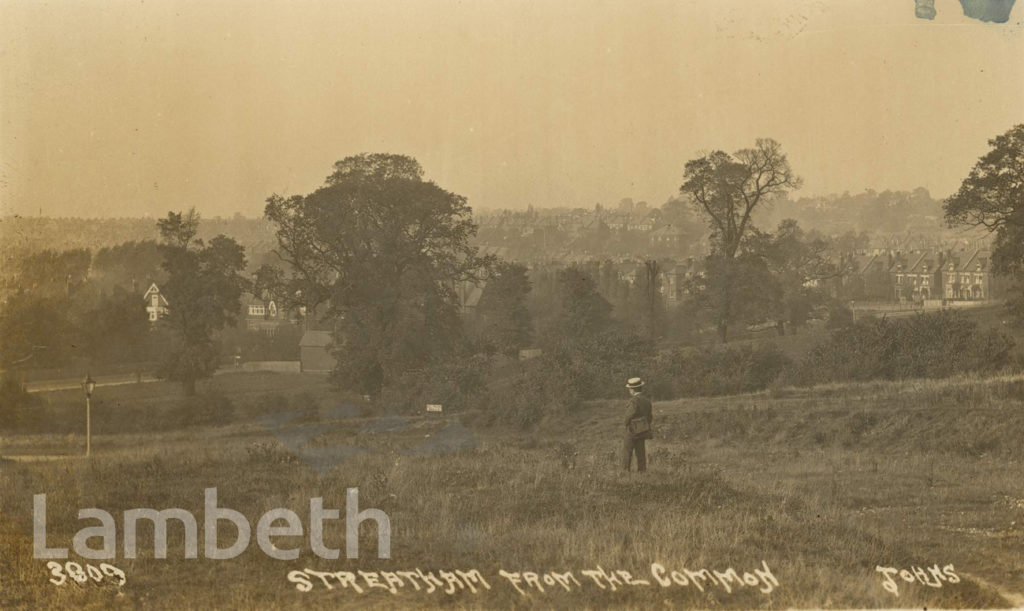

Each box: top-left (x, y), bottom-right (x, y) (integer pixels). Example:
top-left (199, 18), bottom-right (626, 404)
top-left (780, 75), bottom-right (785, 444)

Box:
top-left (426, 404), bottom-right (443, 413)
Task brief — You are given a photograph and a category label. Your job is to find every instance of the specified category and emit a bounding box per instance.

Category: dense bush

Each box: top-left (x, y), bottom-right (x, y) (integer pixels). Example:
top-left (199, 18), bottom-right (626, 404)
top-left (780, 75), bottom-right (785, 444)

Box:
top-left (489, 368), bottom-right (552, 429)
top-left (791, 310), bottom-right (1015, 385)
top-left (486, 334), bottom-right (790, 428)
top-left (647, 343), bottom-right (793, 398)
top-left (380, 354), bottom-right (491, 414)
top-left (472, 331), bottom-right (654, 429)
top-left (541, 330), bottom-right (655, 404)
top-left (368, 310), bottom-right (1018, 431)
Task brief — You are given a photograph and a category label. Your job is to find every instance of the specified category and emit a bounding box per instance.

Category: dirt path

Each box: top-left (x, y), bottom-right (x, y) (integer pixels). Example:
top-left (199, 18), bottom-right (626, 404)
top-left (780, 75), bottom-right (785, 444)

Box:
top-left (24, 373), bottom-right (159, 393)
top-left (0, 454), bottom-right (84, 462)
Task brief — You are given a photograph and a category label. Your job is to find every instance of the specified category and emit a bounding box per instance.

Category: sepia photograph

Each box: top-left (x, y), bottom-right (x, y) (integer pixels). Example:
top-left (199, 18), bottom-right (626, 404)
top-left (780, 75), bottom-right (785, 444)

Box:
top-left (1, 0), bottom-right (1022, 608)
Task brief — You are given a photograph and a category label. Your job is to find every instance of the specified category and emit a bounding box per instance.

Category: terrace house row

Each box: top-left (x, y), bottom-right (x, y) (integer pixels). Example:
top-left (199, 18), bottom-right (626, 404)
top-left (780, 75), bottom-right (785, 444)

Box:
top-left (840, 248), bottom-right (1003, 304)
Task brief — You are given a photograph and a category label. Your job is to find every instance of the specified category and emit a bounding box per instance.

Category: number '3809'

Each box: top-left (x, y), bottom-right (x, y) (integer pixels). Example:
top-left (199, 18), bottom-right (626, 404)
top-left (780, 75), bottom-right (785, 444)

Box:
top-left (46, 561), bottom-right (126, 587)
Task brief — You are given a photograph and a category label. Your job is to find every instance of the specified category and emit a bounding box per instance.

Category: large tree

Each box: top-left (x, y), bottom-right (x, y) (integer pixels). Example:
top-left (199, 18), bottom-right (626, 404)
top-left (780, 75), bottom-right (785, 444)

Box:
top-left (92, 240), bottom-right (165, 293)
top-left (0, 292), bottom-right (75, 368)
top-left (83, 286), bottom-right (153, 366)
top-left (11, 249), bottom-right (91, 298)
top-left (684, 250), bottom-right (776, 339)
top-left (474, 261), bottom-right (533, 357)
top-left (626, 259), bottom-right (665, 340)
top-left (0, 249), bottom-right (90, 368)
top-left (551, 266), bottom-right (615, 343)
top-left (750, 219), bottom-right (839, 335)
top-left (263, 154), bottom-right (492, 397)
top-left (944, 124), bottom-right (1024, 319)
top-left (680, 138), bottom-right (801, 341)
top-left (157, 210), bottom-right (248, 395)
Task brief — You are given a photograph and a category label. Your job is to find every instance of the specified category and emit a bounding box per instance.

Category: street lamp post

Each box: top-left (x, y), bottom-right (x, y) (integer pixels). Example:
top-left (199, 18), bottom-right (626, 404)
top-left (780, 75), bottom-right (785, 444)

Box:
top-left (82, 373), bottom-right (95, 457)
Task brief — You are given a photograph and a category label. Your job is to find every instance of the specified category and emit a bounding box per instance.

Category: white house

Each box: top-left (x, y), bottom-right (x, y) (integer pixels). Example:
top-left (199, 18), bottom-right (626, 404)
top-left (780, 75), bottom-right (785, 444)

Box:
top-left (143, 283), bottom-right (169, 322)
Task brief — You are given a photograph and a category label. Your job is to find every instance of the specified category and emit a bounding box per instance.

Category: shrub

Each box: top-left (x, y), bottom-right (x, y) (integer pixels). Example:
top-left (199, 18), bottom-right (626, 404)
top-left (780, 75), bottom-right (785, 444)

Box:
top-left (540, 330), bottom-right (655, 404)
top-left (380, 354), bottom-right (492, 414)
top-left (648, 343), bottom-right (792, 398)
top-left (489, 365), bottom-right (560, 429)
top-left (797, 310), bottom-right (1015, 385)
top-left (487, 333), bottom-right (791, 428)
top-left (482, 330), bottom-right (654, 428)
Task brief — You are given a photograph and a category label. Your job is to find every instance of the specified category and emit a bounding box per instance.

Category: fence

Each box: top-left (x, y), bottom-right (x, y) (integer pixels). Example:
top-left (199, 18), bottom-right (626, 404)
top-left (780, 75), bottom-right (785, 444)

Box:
top-left (850, 299), bottom-right (997, 321)
top-left (235, 361), bottom-right (302, 373)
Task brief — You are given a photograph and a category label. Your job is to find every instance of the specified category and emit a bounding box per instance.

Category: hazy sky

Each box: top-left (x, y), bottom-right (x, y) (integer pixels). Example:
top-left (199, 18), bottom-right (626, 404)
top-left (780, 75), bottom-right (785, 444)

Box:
top-left (2, 0), bottom-right (1022, 218)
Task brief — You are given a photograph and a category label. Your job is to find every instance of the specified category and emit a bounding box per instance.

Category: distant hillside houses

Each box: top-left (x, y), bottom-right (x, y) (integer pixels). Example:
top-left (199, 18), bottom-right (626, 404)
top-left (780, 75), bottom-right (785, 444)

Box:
top-left (473, 202), bottom-right (704, 262)
top-left (240, 292), bottom-right (306, 335)
top-left (660, 258), bottom-right (706, 305)
top-left (840, 248), bottom-right (1005, 304)
top-left (124, 244), bottom-right (1010, 332)
top-left (140, 283), bottom-right (307, 333)
top-left (649, 224), bottom-right (687, 248)
top-left (894, 251), bottom-right (943, 302)
top-left (942, 250), bottom-right (997, 301)
top-left (842, 253), bottom-right (895, 301)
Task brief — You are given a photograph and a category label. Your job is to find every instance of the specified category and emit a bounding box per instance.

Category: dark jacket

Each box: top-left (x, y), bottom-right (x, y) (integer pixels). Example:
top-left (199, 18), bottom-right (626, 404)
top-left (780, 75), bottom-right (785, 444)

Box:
top-left (625, 392), bottom-right (653, 428)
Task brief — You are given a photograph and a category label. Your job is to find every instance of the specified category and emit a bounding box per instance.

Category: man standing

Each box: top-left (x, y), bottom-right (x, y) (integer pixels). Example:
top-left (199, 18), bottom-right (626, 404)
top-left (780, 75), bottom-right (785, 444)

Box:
top-left (623, 377), bottom-right (653, 472)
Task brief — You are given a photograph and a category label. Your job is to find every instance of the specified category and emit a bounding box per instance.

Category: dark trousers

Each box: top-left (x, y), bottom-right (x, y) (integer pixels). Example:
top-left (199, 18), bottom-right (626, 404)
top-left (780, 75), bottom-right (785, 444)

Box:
top-left (623, 435), bottom-right (647, 471)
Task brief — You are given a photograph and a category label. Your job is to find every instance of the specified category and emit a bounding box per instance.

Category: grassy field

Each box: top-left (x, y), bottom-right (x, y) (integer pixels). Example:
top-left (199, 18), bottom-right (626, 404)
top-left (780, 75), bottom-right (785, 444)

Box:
top-left (2, 371), bottom-right (1023, 609)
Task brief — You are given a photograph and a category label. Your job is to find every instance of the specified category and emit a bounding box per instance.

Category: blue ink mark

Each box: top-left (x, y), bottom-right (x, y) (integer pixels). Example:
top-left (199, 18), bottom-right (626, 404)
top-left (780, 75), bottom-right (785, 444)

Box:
top-left (258, 410), bottom-right (480, 476)
top-left (959, 0), bottom-right (1015, 22)
top-left (327, 402), bottom-right (363, 419)
top-left (260, 413), bottom-right (362, 476)
top-left (399, 420), bottom-right (480, 455)
top-left (916, 0), bottom-right (937, 19)
top-left (259, 411), bottom-right (301, 429)
top-left (271, 423), bottom-right (336, 449)
top-left (359, 415), bottom-right (410, 433)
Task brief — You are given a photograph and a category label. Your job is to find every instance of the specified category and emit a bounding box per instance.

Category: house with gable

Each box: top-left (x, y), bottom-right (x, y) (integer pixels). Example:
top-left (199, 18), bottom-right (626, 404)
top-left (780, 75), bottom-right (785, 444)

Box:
top-left (603, 212), bottom-right (631, 231)
top-left (842, 252), bottom-right (895, 301)
top-left (241, 292), bottom-right (301, 335)
top-left (627, 209), bottom-right (660, 232)
top-left (894, 251), bottom-right (942, 302)
top-left (943, 249), bottom-right (999, 301)
top-left (143, 283), bottom-right (169, 322)
top-left (660, 257), bottom-right (704, 306)
top-left (299, 330), bottom-right (335, 373)
top-left (648, 224), bottom-right (687, 250)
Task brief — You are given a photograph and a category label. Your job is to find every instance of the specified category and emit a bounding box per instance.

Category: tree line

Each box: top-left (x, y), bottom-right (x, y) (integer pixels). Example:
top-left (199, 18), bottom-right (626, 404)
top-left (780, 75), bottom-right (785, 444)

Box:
top-left (3, 125), bottom-right (1022, 406)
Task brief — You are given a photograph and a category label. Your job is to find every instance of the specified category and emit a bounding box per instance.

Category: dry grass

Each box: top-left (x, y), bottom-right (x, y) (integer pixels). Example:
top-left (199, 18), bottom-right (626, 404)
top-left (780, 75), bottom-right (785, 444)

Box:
top-left (1, 371), bottom-right (1022, 609)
